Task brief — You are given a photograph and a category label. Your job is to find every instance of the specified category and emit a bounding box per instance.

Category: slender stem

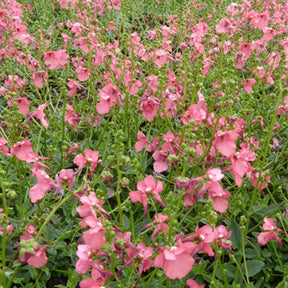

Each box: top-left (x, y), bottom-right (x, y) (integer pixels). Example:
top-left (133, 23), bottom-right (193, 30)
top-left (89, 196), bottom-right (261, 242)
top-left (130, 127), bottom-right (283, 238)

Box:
top-left (17, 161), bottom-right (24, 223)
top-left (115, 156), bottom-right (123, 228)
top-left (35, 193), bottom-right (71, 241)
top-left (115, 188), bottom-right (123, 228)
top-left (6, 264), bottom-right (21, 288)
top-left (142, 267), bottom-right (159, 288)
top-left (166, 277), bottom-right (171, 287)
top-left (1, 177), bottom-right (9, 288)
top-left (241, 226), bottom-right (250, 284)
top-left (1, 227), bottom-right (7, 288)
top-left (229, 254), bottom-right (247, 284)
top-left (247, 72), bottom-right (284, 215)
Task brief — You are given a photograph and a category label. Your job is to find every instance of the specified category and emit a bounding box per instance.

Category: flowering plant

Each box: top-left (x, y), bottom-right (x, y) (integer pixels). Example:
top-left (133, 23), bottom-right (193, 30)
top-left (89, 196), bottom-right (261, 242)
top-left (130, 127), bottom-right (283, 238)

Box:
top-left (0, 0), bottom-right (288, 287)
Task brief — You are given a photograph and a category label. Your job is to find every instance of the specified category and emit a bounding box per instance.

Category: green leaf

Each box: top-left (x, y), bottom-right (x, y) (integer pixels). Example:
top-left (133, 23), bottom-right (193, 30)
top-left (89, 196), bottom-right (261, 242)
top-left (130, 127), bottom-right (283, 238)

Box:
top-left (255, 277), bottom-right (264, 288)
top-left (229, 219), bottom-right (242, 250)
top-left (44, 225), bottom-right (62, 240)
top-left (255, 202), bottom-right (285, 217)
top-left (245, 248), bottom-right (260, 259)
top-left (134, 219), bottom-right (150, 234)
top-left (275, 275), bottom-right (288, 288)
top-left (242, 260), bottom-right (265, 277)
top-left (123, 214), bottom-right (130, 229)
top-left (262, 249), bottom-right (272, 258)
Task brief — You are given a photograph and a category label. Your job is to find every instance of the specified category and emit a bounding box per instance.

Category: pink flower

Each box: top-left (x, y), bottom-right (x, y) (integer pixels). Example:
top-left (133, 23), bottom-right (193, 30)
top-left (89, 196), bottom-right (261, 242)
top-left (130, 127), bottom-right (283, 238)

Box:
top-left (226, 144), bottom-right (255, 186)
top-left (147, 75), bottom-right (159, 92)
top-left (238, 43), bottom-right (253, 59)
top-left (214, 130), bottom-right (239, 157)
top-left (8, 97), bottom-right (30, 115)
top-left (19, 225), bottom-right (48, 268)
top-left (79, 278), bottom-right (102, 288)
top-left (28, 104), bottom-right (49, 129)
top-left (193, 168), bottom-right (231, 213)
top-left (73, 149), bottom-right (101, 175)
top-left (0, 137), bottom-right (10, 156)
top-left (77, 191), bottom-right (110, 219)
top-left (250, 11), bottom-right (270, 30)
top-left (262, 27), bottom-right (276, 41)
top-left (181, 100), bottom-right (208, 126)
top-left (147, 136), bottom-right (160, 152)
top-left (257, 218), bottom-right (283, 248)
top-left (0, 208), bottom-right (14, 235)
top-left (64, 104), bottom-right (80, 131)
top-left (125, 242), bottom-right (154, 275)
top-left (207, 168), bottom-right (224, 182)
top-left (76, 37), bottom-right (89, 53)
top-left (67, 79), bottom-right (82, 97)
top-left (32, 71), bottom-right (48, 88)
top-left (277, 97), bottom-right (288, 116)
top-left (251, 170), bottom-right (270, 190)
top-left (43, 50), bottom-right (69, 70)
top-left (27, 246), bottom-right (48, 268)
top-left (129, 175), bottom-right (165, 217)
top-left (154, 49), bottom-right (170, 67)
top-left (64, 144), bottom-right (79, 159)
top-left (242, 78), bottom-right (257, 94)
top-left (55, 169), bottom-right (75, 189)
top-left (76, 66), bottom-right (92, 82)
top-left (129, 79), bottom-right (142, 95)
top-left (135, 131), bottom-right (149, 152)
top-left (75, 244), bottom-right (96, 274)
top-left (29, 170), bottom-right (59, 203)
top-left (96, 83), bottom-right (121, 115)
top-left (152, 150), bottom-right (169, 173)
top-left (216, 18), bottom-right (232, 34)
top-left (107, 0), bottom-right (121, 10)
top-left (82, 220), bottom-right (106, 251)
top-left (66, 21), bottom-right (83, 36)
top-left (214, 225), bottom-right (232, 251)
top-left (175, 178), bottom-right (197, 207)
top-left (186, 279), bottom-right (205, 288)
top-left (26, 225), bottom-right (37, 235)
top-left (141, 214), bottom-right (169, 241)
top-left (209, 182), bottom-right (231, 213)
top-left (10, 139), bottom-right (38, 163)
top-left (140, 96), bottom-right (160, 122)
top-left (154, 239), bottom-right (196, 279)
top-left (5, 75), bottom-right (27, 91)
top-left (184, 225), bottom-right (215, 257)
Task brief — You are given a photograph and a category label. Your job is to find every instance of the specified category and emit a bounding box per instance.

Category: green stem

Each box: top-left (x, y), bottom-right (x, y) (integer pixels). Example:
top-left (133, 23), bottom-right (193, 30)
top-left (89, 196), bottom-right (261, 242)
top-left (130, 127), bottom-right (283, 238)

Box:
top-left (142, 267), bottom-right (159, 288)
top-left (214, 241), bottom-right (229, 287)
top-left (247, 74), bottom-right (284, 214)
top-left (17, 161), bottom-right (24, 223)
top-left (1, 179), bottom-right (9, 288)
top-left (35, 193), bottom-right (71, 241)
top-left (115, 154), bottom-right (124, 227)
top-left (241, 227), bottom-right (250, 284)
top-left (115, 188), bottom-right (123, 228)
top-left (271, 241), bottom-right (283, 269)
top-left (229, 254), bottom-right (247, 284)
top-left (6, 264), bottom-right (21, 288)
top-left (1, 228), bottom-right (7, 288)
